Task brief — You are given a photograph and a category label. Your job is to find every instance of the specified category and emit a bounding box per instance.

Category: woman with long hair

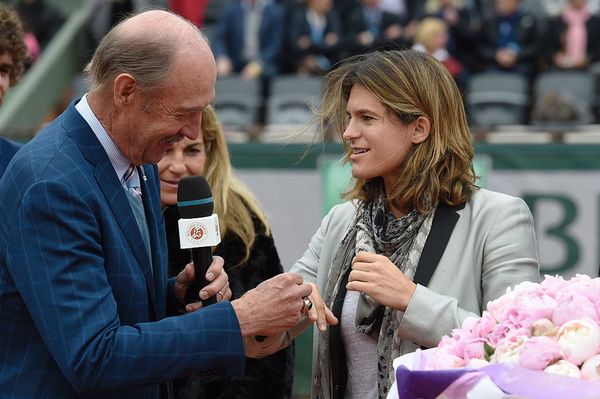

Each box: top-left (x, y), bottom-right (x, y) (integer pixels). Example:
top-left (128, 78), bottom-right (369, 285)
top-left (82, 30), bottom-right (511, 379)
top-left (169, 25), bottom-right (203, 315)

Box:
top-left (287, 49), bottom-right (540, 398)
top-left (158, 105), bottom-right (294, 399)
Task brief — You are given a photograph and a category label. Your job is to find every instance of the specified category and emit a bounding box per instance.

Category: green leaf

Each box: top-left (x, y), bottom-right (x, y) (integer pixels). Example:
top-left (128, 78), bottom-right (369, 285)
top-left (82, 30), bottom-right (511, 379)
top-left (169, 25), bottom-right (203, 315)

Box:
top-left (484, 342), bottom-right (495, 360)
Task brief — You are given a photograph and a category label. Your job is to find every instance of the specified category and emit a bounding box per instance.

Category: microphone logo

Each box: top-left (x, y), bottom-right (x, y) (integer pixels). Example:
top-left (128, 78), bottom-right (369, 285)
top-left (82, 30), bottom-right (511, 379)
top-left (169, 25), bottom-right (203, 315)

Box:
top-left (186, 222), bottom-right (208, 244)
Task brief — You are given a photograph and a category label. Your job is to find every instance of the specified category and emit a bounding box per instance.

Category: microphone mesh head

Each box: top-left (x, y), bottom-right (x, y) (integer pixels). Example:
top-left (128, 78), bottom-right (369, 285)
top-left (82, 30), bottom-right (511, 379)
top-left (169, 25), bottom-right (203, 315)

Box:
top-left (177, 175), bottom-right (214, 218)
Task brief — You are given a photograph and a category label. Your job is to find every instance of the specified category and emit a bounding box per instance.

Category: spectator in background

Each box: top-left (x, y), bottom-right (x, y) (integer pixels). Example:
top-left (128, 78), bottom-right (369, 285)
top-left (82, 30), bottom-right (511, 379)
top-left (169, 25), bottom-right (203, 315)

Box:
top-left (478, 0), bottom-right (539, 77)
top-left (23, 29), bottom-right (40, 64)
top-left (159, 105), bottom-right (294, 399)
top-left (169, 0), bottom-right (210, 27)
top-left (545, 0), bottom-right (600, 70)
top-left (288, 0), bottom-right (342, 76)
top-left (421, 0), bottom-right (481, 71)
top-left (87, 0), bottom-right (159, 52)
top-left (343, 0), bottom-right (408, 57)
top-left (378, 0), bottom-right (420, 42)
top-left (15, 0), bottom-right (64, 50)
top-left (0, 3), bottom-right (28, 178)
top-left (378, 0), bottom-right (412, 17)
top-left (412, 18), bottom-right (465, 85)
top-left (212, 0), bottom-right (285, 80)
top-left (541, 0), bottom-right (600, 15)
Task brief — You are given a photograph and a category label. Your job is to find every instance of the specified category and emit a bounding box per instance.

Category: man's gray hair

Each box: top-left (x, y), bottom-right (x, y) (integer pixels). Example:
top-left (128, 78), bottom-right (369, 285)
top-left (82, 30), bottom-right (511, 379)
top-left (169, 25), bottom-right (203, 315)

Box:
top-left (84, 11), bottom-right (207, 91)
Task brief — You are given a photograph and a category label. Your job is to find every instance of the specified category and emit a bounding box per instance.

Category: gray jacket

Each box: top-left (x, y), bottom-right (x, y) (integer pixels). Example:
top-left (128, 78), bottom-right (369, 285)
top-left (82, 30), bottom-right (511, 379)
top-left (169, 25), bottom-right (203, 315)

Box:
top-left (289, 188), bottom-right (540, 396)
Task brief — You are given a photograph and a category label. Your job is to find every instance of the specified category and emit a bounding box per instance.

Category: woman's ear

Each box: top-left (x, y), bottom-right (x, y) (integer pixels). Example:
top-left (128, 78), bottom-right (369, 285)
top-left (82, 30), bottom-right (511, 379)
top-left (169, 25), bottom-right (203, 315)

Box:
top-left (412, 116), bottom-right (431, 144)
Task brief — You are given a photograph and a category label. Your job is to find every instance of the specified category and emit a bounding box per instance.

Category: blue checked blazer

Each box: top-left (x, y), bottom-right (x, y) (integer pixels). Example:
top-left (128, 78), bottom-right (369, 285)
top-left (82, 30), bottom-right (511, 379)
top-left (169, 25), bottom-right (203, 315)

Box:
top-left (0, 102), bottom-right (245, 398)
top-left (0, 136), bottom-right (22, 178)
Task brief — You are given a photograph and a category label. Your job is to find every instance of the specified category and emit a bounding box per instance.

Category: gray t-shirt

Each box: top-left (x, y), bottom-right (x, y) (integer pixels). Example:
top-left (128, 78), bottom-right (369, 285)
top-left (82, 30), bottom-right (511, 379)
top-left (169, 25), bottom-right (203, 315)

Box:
top-left (341, 290), bottom-right (378, 399)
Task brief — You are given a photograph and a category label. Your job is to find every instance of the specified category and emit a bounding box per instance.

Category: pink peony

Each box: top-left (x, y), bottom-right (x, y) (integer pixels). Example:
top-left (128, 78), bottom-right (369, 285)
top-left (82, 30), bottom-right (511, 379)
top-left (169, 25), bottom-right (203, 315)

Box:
top-left (580, 354), bottom-right (600, 381)
top-left (487, 289), bottom-right (518, 323)
top-left (552, 295), bottom-right (599, 326)
top-left (460, 316), bottom-right (479, 331)
top-left (518, 336), bottom-right (563, 370)
top-left (437, 335), bottom-right (465, 358)
top-left (463, 340), bottom-right (486, 361)
top-left (472, 313), bottom-right (497, 339)
top-left (557, 318), bottom-right (600, 365)
top-left (428, 350), bottom-right (466, 370)
top-left (422, 275), bottom-right (600, 383)
top-left (540, 274), bottom-right (568, 297)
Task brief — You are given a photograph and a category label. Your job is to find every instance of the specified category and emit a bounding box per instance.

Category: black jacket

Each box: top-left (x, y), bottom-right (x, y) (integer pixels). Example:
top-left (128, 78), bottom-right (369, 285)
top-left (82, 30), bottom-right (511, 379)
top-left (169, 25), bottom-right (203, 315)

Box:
top-left (163, 206), bottom-right (295, 399)
top-left (545, 13), bottom-right (600, 68)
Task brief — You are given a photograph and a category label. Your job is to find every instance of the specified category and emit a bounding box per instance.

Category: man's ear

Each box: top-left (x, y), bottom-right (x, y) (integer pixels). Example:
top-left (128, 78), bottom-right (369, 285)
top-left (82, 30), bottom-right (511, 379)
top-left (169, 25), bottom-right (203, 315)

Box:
top-left (412, 116), bottom-right (431, 144)
top-left (113, 73), bottom-right (137, 107)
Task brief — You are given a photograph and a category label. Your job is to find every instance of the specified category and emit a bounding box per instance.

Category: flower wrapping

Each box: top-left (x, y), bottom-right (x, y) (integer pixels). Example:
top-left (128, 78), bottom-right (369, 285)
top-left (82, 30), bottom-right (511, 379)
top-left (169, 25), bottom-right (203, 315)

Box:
top-left (388, 275), bottom-right (600, 398)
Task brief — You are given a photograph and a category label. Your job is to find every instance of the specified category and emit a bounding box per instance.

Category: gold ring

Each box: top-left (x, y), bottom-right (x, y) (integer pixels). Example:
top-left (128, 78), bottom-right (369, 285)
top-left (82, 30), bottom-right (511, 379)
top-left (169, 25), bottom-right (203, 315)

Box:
top-left (217, 290), bottom-right (224, 300)
top-left (301, 296), bottom-right (313, 315)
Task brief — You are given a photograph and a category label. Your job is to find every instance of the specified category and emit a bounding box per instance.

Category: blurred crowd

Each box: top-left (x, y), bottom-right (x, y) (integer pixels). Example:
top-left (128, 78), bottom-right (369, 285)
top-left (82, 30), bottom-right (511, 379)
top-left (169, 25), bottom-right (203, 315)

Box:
top-left (167, 0), bottom-right (600, 130)
top-left (168, 0), bottom-right (600, 84)
top-left (9, 0), bottom-right (600, 132)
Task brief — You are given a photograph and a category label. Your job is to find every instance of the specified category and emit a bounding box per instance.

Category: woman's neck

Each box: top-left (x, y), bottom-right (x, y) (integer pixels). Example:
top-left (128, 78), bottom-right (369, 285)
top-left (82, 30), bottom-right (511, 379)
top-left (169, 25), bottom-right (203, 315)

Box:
top-left (386, 198), bottom-right (406, 218)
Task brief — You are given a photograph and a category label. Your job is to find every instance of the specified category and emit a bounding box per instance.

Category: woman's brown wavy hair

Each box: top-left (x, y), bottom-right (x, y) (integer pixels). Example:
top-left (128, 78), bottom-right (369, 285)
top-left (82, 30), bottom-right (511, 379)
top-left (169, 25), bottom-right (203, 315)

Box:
top-left (317, 49), bottom-right (477, 214)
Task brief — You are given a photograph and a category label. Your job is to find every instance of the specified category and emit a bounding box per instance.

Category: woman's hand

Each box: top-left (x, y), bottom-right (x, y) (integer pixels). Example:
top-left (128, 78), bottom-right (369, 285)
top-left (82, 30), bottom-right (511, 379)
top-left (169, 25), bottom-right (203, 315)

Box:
top-left (306, 282), bottom-right (338, 332)
top-left (174, 257), bottom-right (232, 313)
top-left (347, 252), bottom-right (416, 311)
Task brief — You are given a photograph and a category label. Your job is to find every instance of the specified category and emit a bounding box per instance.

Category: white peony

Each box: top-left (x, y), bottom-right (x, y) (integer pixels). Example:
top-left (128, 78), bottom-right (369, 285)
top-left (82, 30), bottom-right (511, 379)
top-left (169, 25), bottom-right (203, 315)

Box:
top-left (557, 318), bottom-right (600, 365)
top-left (490, 336), bottom-right (527, 364)
top-left (544, 360), bottom-right (581, 378)
top-left (581, 354), bottom-right (600, 381)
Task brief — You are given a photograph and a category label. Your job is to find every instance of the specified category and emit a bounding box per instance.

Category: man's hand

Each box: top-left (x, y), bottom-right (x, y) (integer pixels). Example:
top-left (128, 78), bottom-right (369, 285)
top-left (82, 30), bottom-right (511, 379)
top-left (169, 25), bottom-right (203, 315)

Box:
top-left (174, 256), bottom-right (231, 312)
top-left (231, 273), bottom-right (312, 337)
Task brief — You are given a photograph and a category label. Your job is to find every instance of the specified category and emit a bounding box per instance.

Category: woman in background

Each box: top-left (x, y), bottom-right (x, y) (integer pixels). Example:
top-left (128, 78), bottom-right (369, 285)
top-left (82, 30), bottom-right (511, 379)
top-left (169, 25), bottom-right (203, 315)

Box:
top-left (288, 0), bottom-right (342, 76)
top-left (545, 0), bottom-right (600, 70)
top-left (158, 105), bottom-right (294, 399)
top-left (412, 17), bottom-right (464, 81)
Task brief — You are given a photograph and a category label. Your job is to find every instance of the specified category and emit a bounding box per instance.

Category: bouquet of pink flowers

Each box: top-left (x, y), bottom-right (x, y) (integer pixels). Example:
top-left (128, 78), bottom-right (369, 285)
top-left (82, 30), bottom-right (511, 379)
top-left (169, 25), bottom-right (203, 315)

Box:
top-left (427, 274), bottom-right (600, 379)
top-left (388, 275), bottom-right (600, 399)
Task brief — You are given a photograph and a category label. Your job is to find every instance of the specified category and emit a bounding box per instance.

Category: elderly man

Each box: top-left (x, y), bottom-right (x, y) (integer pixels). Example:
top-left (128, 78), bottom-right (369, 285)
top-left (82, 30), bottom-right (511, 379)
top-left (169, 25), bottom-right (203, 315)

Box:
top-left (0, 10), bottom-right (311, 399)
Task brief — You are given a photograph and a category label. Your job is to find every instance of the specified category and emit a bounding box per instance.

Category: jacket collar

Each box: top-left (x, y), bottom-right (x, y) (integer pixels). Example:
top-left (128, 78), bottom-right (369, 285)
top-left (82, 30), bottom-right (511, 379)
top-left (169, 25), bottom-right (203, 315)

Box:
top-left (60, 101), bottom-right (158, 315)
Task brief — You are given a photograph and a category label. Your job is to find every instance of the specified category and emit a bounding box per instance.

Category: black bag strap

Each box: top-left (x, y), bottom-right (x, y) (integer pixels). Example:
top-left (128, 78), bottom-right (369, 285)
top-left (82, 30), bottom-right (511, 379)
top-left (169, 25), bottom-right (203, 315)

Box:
top-left (413, 202), bottom-right (465, 287)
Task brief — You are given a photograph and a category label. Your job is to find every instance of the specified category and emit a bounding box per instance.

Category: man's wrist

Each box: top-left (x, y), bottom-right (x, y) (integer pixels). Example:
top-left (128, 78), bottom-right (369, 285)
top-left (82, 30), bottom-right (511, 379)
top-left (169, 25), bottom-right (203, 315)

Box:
top-left (231, 298), bottom-right (252, 337)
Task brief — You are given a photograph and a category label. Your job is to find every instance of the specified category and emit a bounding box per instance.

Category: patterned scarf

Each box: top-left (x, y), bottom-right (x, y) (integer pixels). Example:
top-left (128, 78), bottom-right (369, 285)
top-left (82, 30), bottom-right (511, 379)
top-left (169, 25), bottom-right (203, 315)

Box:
top-left (313, 193), bottom-right (434, 399)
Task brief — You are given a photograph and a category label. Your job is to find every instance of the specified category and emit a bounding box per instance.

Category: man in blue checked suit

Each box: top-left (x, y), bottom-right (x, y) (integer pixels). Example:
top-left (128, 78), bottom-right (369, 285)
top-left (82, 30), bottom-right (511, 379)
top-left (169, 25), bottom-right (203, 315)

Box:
top-left (0, 10), bottom-right (312, 399)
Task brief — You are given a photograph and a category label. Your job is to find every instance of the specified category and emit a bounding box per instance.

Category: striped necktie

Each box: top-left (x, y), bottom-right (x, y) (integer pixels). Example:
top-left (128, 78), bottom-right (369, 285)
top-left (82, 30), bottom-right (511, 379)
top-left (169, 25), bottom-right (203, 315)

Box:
top-left (123, 164), bottom-right (152, 268)
top-left (124, 164), bottom-right (142, 203)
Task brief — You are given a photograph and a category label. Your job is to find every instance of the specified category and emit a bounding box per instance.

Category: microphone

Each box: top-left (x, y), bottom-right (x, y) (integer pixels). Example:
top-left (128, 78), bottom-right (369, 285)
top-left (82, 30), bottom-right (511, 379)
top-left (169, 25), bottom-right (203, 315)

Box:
top-left (177, 175), bottom-right (221, 306)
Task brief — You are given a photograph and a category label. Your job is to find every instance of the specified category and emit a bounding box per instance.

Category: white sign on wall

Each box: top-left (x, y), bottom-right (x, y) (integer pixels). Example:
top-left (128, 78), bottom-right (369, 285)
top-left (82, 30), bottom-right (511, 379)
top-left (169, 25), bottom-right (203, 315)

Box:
top-left (487, 171), bottom-right (600, 278)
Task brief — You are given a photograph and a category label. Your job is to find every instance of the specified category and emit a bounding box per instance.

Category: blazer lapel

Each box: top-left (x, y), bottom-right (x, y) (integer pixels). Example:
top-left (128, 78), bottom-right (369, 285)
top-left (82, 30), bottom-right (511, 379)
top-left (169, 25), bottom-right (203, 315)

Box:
top-left (139, 164), bottom-right (164, 318)
top-left (94, 164), bottom-right (157, 304)
top-left (413, 202), bottom-right (466, 287)
top-left (62, 103), bottom-right (157, 309)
